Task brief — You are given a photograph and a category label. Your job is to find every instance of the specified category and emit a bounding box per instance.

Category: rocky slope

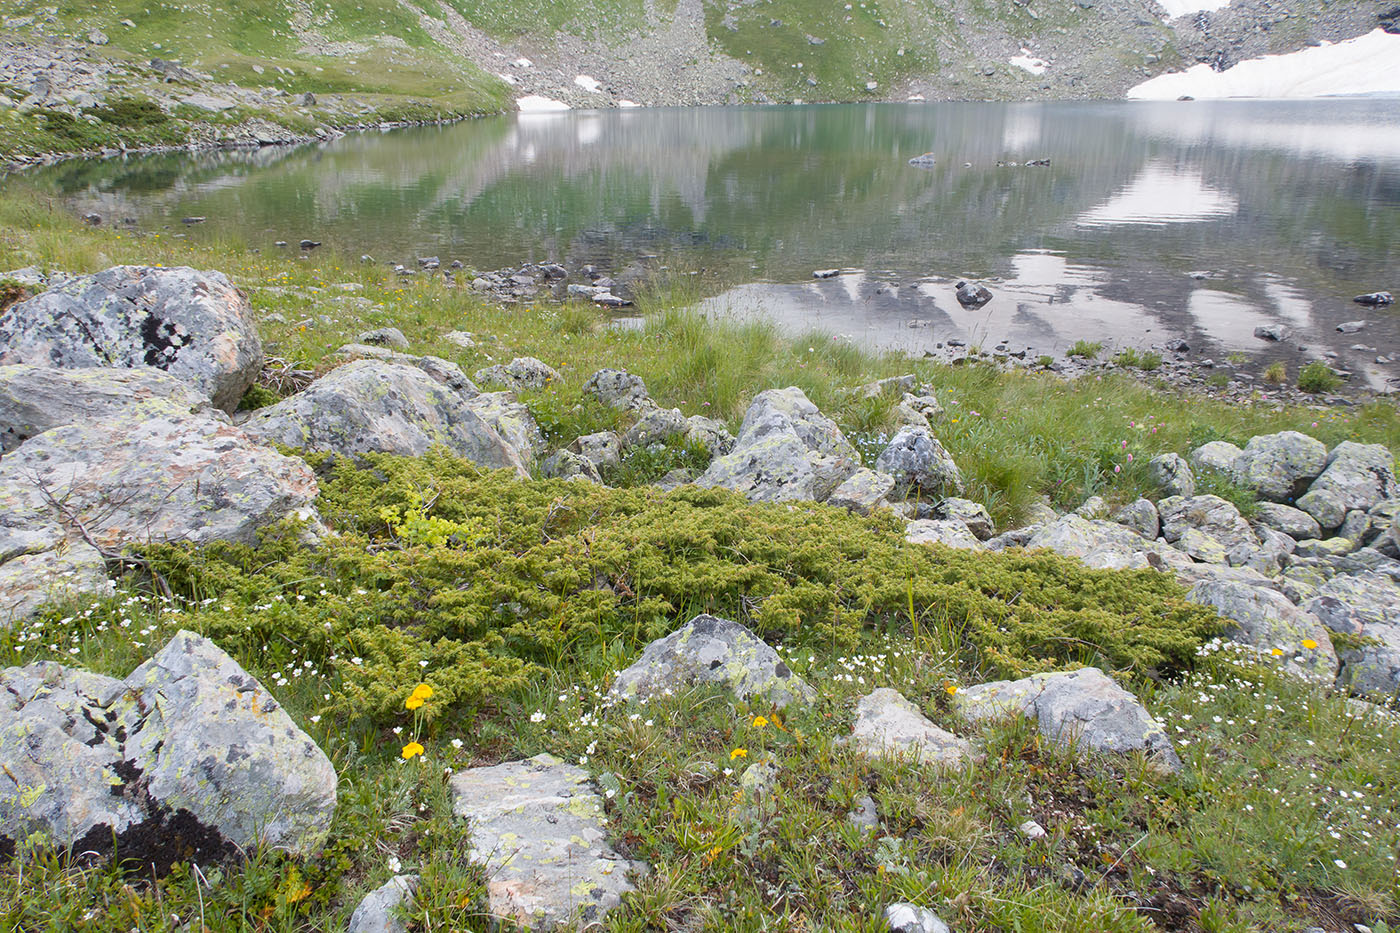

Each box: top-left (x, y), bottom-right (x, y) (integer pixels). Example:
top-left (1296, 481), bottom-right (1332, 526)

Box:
top-left (0, 0), bottom-right (1395, 161)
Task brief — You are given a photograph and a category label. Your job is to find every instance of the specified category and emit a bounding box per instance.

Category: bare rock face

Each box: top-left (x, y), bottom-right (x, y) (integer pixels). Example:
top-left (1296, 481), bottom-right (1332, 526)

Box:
top-left (449, 754), bottom-right (642, 929)
top-left (847, 688), bottom-right (976, 768)
top-left (243, 361), bottom-right (528, 475)
top-left (956, 667), bottom-right (1182, 772)
top-left (0, 266), bottom-right (263, 413)
top-left (609, 613), bottom-right (815, 708)
top-left (1, 631), bottom-right (337, 861)
top-left (1186, 580), bottom-right (1338, 681)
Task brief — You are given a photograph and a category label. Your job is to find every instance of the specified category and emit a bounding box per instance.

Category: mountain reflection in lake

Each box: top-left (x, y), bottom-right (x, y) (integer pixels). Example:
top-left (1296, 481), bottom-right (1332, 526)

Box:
top-left (25, 100), bottom-right (1400, 386)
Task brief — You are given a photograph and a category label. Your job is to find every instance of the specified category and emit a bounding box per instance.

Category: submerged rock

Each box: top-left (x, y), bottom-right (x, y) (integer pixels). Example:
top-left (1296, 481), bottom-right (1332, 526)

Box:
top-left (955, 667), bottom-right (1182, 772)
top-left (449, 754), bottom-right (641, 929)
top-left (609, 613), bottom-right (815, 708)
top-left (0, 265), bottom-right (262, 413)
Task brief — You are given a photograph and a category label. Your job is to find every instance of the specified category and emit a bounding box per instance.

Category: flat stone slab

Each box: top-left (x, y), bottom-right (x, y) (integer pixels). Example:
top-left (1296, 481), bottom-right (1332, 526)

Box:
top-left (848, 688), bottom-right (976, 768)
top-left (449, 754), bottom-right (641, 929)
top-left (955, 667), bottom-right (1182, 772)
top-left (608, 613), bottom-right (815, 708)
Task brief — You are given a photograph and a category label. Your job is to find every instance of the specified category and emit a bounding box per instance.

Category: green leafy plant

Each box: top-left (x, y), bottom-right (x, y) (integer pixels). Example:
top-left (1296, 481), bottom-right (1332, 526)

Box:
top-left (1068, 340), bottom-right (1102, 359)
top-left (1298, 361), bottom-right (1342, 394)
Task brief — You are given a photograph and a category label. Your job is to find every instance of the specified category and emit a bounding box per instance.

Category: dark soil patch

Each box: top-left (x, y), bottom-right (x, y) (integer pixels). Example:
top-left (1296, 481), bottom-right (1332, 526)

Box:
top-left (73, 805), bottom-right (238, 878)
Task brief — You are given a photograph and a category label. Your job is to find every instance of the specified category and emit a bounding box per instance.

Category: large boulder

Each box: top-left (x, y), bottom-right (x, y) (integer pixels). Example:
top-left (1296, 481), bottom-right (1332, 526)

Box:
top-left (933, 498), bottom-right (994, 540)
top-left (697, 388), bottom-right (858, 503)
top-left (622, 406), bottom-right (687, 449)
top-left (955, 667), bottom-right (1181, 772)
top-left (608, 613), bottom-right (815, 708)
top-left (466, 391), bottom-right (546, 463)
top-left (472, 356), bottom-right (560, 391)
top-left (1148, 453), bottom-right (1195, 498)
top-left (0, 545), bottom-right (113, 625)
top-left (1254, 503), bottom-right (1322, 541)
top-left (875, 426), bottom-right (963, 498)
top-left (828, 469), bottom-right (896, 515)
top-left (905, 518), bottom-right (982, 550)
top-left (847, 688), bottom-right (976, 768)
top-left (0, 365), bottom-right (218, 453)
top-left (1189, 441), bottom-right (1243, 478)
top-left (1, 631), bottom-right (337, 857)
top-left (244, 361), bottom-right (528, 475)
top-left (1023, 515), bottom-right (1191, 572)
top-left (450, 754), bottom-right (641, 929)
top-left (1113, 498), bottom-right (1159, 540)
top-left (583, 368), bottom-right (650, 410)
top-left (1302, 573), bottom-right (1400, 697)
top-left (0, 266), bottom-right (263, 413)
top-left (1186, 580), bottom-right (1337, 680)
top-left (1232, 432), bottom-right (1328, 501)
top-left (1296, 442), bottom-right (1400, 532)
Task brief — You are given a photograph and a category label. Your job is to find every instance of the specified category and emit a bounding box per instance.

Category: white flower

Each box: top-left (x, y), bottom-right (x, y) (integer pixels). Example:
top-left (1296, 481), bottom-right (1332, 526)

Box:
top-left (1334, 859), bottom-right (1347, 869)
top-left (451, 738), bottom-right (463, 749)
top-left (530, 710), bottom-right (547, 723)
top-left (388, 856), bottom-right (402, 873)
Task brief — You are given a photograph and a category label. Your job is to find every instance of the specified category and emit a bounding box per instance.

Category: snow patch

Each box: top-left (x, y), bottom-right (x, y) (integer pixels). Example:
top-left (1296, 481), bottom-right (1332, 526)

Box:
top-left (1128, 29), bottom-right (1400, 99)
top-left (511, 57), bottom-right (533, 68)
top-left (906, 94), bottom-right (926, 101)
top-left (574, 74), bottom-right (602, 93)
top-left (516, 95), bottom-right (570, 113)
top-left (618, 99), bottom-right (641, 108)
top-left (1009, 50), bottom-right (1048, 76)
top-left (1155, 0), bottom-right (1231, 18)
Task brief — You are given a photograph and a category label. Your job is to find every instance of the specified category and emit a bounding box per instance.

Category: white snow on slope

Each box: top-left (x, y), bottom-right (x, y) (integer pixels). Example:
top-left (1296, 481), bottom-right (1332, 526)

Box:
top-left (1128, 29), bottom-right (1400, 99)
top-left (1155, 0), bottom-right (1231, 18)
top-left (574, 74), bottom-right (602, 93)
top-left (1009, 50), bottom-right (1049, 75)
top-left (517, 95), bottom-right (570, 112)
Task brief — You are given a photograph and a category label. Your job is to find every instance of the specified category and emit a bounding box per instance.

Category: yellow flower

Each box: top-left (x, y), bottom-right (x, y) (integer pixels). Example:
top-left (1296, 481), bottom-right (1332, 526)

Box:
top-left (405, 695), bottom-right (424, 710)
top-left (945, 683), bottom-right (960, 696)
top-left (1270, 648), bottom-right (1284, 657)
top-left (401, 741), bottom-right (424, 759)
top-left (751, 716), bottom-right (769, 729)
top-left (1302, 639), bottom-right (1319, 650)
top-left (411, 683), bottom-right (433, 700)
top-left (730, 748), bottom-right (747, 761)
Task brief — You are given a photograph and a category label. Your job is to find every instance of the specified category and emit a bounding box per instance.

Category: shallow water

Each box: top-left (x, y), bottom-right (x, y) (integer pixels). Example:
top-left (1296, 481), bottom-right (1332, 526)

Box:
top-left (24, 100), bottom-right (1400, 386)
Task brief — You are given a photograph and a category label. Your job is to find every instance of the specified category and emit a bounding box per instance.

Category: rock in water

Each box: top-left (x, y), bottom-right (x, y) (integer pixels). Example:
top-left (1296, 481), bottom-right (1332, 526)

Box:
top-left (1353, 291), bottom-right (1393, 306)
top-left (243, 361), bottom-right (528, 475)
top-left (955, 280), bottom-right (993, 309)
top-left (1, 631), bottom-right (337, 858)
top-left (450, 754), bottom-right (641, 929)
top-left (955, 667), bottom-right (1182, 772)
top-left (609, 613), bottom-right (815, 708)
top-left (0, 364), bottom-right (217, 453)
top-left (907, 153), bottom-right (937, 166)
top-left (0, 265), bottom-right (263, 413)
top-left (847, 688), bottom-right (976, 767)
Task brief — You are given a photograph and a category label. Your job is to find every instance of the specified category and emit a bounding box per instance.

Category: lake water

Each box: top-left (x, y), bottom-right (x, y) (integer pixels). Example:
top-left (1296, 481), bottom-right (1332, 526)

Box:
top-left (24, 100), bottom-right (1400, 388)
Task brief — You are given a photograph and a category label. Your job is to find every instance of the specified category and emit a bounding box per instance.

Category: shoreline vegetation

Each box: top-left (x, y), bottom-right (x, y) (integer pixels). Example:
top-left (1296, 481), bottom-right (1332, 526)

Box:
top-left (2, 188), bottom-right (1400, 932)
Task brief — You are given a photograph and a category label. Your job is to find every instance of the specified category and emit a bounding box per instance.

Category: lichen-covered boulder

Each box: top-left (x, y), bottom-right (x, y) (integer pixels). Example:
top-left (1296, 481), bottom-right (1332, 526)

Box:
top-left (465, 391), bottom-right (545, 463)
top-left (1187, 580), bottom-right (1338, 680)
top-left (955, 667), bottom-right (1182, 772)
top-left (0, 365), bottom-right (218, 453)
top-left (1148, 453), bottom-right (1195, 498)
top-left (608, 613), bottom-right (815, 708)
top-left (120, 630), bottom-right (337, 854)
top-left (623, 406), bottom-right (687, 449)
top-left (1296, 442), bottom-right (1400, 532)
top-left (473, 356), bottom-right (560, 391)
top-left (1254, 503), bottom-right (1322, 541)
top-left (905, 518), bottom-right (982, 550)
top-left (1023, 515), bottom-right (1191, 572)
top-left (569, 431), bottom-right (623, 469)
top-left (583, 368), bottom-right (650, 410)
top-left (244, 361), bottom-right (527, 475)
top-left (0, 266), bottom-right (263, 413)
top-left (0, 414), bottom-right (320, 553)
top-left (1233, 432), bottom-right (1328, 501)
top-left (828, 469), bottom-right (896, 515)
top-left (1113, 498), bottom-right (1159, 540)
top-left (933, 497), bottom-right (994, 540)
top-left (847, 688), bottom-right (976, 768)
top-left (449, 754), bottom-right (641, 929)
top-left (540, 450), bottom-right (601, 483)
top-left (1303, 572), bottom-right (1400, 696)
top-left (875, 426), bottom-right (963, 497)
top-left (1189, 440), bottom-right (1243, 477)
top-left (698, 388), bottom-right (859, 503)
top-left (684, 415), bottom-right (735, 456)
top-left (1, 631), bottom-right (337, 857)
top-left (1158, 495), bottom-right (1259, 562)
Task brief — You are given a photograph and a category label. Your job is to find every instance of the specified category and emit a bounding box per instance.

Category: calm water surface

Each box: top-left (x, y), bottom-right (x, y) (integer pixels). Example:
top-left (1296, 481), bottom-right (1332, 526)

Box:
top-left (26, 100), bottom-right (1400, 386)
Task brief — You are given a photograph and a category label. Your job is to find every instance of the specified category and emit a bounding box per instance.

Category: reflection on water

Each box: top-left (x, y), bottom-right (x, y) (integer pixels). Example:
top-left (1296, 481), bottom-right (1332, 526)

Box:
top-left (16, 99), bottom-right (1400, 385)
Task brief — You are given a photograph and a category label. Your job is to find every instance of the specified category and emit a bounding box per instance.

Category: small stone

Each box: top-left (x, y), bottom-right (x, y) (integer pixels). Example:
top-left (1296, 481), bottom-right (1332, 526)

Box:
top-left (955, 280), bottom-right (993, 309)
top-left (347, 875), bottom-right (418, 933)
top-left (885, 903), bottom-right (950, 933)
top-left (1019, 819), bottom-right (1047, 840)
top-left (847, 688), bottom-right (976, 768)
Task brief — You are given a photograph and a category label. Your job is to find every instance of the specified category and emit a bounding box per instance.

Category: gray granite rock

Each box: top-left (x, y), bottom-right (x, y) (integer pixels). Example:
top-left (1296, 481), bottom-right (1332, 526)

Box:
top-left (1233, 432), bottom-right (1328, 501)
top-left (1113, 498), bottom-right (1159, 540)
top-left (569, 431), bottom-right (623, 469)
top-left (828, 469), bottom-right (896, 515)
top-left (623, 407), bottom-right (687, 449)
top-left (933, 497), bottom-right (994, 540)
top-left (1158, 495), bottom-right (1259, 561)
top-left (1186, 580), bottom-right (1338, 680)
top-left (244, 361), bottom-right (528, 475)
top-left (684, 415), bottom-right (735, 456)
top-left (905, 518), bottom-right (982, 550)
top-left (608, 613), bottom-right (814, 708)
top-left (1297, 442), bottom-right (1400, 532)
top-left (347, 875), bottom-right (418, 933)
top-left (1254, 503), bottom-right (1322, 540)
top-left (875, 427), bottom-right (963, 498)
top-left (1148, 453), bottom-right (1196, 498)
top-left (449, 754), bottom-right (641, 929)
top-left (847, 688), bottom-right (976, 768)
top-left (473, 356), bottom-right (560, 391)
top-left (1189, 441), bottom-right (1243, 478)
top-left (885, 903), bottom-right (950, 933)
top-left (0, 265), bottom-right (263, 413)
top-left (540, 450), bottom-right (601, 483)
top-left (0, 545), bottom-right (113, 628)
top-left (356, 327), bottom-right (410, 350)
top-left (583, 368), bottom-right (650, 410)
top-left (955, 667), bottom-right (1181, 772)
